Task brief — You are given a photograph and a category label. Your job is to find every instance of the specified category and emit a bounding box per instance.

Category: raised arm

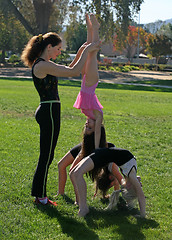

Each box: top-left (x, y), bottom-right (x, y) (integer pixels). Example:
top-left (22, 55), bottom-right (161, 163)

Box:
top-left (111, 163), bottom-right (124, 185)
top-left (128, 168), bottom-right (146, 218)
top-left (93, 110), bottom-right (103, 149)
top-left (69, 43), bottom-right (88, 68)
top-left (69, 152), bottom-right (83, 172)
top-left (33, 42), bottom-right (100, 79)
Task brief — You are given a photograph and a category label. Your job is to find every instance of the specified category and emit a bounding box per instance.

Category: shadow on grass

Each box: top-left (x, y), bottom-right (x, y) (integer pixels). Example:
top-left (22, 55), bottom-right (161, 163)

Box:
top-left (41, 195), bottom-right (159, 240)
top-left (1, 77), bottom-right (172, 92)
top-left (34, 203), bottom-right (99, 240)
top-left (85, 207), bottom-right (159, 240)
top-left (63, 195), bottom-right (159, 240)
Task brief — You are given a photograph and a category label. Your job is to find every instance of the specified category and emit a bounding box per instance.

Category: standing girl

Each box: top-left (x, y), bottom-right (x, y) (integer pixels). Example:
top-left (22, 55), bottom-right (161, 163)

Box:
top-left (73, 14), bottom-right (103, 149)
top-left (21, 32), bottom-right (100, 205)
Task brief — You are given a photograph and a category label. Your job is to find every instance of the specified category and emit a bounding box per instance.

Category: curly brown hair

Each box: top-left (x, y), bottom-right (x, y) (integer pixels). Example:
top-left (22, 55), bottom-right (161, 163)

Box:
top-left (21, 32), bottom-right (62, 68)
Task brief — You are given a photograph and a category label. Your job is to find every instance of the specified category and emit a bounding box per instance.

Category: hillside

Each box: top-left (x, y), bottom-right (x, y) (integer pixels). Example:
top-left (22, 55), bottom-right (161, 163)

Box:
top-left (144, 18), bottom-right (172, 33)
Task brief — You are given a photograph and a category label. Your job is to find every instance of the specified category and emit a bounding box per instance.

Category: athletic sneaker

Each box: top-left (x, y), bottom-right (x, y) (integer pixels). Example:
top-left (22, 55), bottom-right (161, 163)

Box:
top-left (34, 198), bottom-right (57, 206)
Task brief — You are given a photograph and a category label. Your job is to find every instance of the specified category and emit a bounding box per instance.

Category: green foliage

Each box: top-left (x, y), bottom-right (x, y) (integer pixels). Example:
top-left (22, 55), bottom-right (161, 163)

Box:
top-left (54, 50), bottom-right (70, 63)
top-left (0, 8), bottom-right (30, 62)
top-left (130, 65), bottom-right (140, 71)
top-left (65, 22), bottom-right (87, 52)
top-left (8, 54), bottom-right (20, 63)
top-left (115, 65), bottom-right (130, 72)
top-left (0, 78), bottom-right (172, 239)
top-left (157, 23), bottom-right (172, 39)
top-left (144, 63), bottom-right (151, 71)
top-left (98, 65), bottom-right (108, 70)
top-left (108, 66), bottom-right (115, 71)
top-left (147, 34), bottom-right (172, 63)
top-left (0, 0), bottom-right (69, 35)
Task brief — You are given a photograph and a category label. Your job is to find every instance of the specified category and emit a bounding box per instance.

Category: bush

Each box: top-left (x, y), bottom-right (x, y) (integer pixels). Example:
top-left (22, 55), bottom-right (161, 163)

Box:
top-left (130, 65), bottom-right (140, 71)
top-left (144, 63), bottom-right (151, 71)
top-left (108, 66), bottom-right (115, 71)
top-left (158, 64), bottom-right (166, 71)
top-left (99, 65), bottom-right (107, 70)
top-left (55, 50), bottom-right (70, 63)
top-left (9, 54), bottom-right (20, 63)
top-left (121, 66), bottom-right (130, 72)
top-left (115, 66), bottom-right (122, 72)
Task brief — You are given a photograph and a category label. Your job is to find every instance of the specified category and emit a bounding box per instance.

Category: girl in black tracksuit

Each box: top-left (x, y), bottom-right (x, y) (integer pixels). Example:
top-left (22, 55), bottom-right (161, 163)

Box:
top-left (31, 58), bottom-right (61, 199)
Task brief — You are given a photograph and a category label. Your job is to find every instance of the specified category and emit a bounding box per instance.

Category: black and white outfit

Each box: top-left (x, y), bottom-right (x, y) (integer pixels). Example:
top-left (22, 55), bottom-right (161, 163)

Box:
top-left (89, 147), bottom-right (137, 177)
top-left (31, 58), bottom-right (60, 198)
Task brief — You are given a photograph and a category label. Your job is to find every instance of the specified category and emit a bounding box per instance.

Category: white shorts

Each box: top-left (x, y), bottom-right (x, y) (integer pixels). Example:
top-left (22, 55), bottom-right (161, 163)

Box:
top-left (119, 158), bottom-right (137, 177)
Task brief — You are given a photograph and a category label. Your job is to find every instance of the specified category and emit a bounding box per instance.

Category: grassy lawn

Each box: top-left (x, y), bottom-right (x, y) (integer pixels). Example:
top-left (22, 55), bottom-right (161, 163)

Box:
top-left (128, 79), bottom-right (172, 87)
top-left (0, 78), bottom-right (172, 240)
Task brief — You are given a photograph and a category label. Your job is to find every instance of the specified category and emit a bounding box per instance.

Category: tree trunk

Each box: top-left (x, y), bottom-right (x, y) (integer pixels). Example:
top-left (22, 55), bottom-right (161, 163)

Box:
top-left (33, 0), bottom-right (54, 34)
top-left (2, 0), bottom-right (35, 35)
top-left (0, 50), bottom-right (6, 63)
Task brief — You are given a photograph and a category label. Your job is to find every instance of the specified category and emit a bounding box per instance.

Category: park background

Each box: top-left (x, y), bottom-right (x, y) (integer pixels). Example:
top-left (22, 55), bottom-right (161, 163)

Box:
top-left (0, 0), bottom-right (172, 239)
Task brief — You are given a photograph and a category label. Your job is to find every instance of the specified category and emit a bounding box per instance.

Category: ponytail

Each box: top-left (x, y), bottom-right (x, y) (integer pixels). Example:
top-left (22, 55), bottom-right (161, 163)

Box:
top-left (21, 32), bottom-right (62, 68)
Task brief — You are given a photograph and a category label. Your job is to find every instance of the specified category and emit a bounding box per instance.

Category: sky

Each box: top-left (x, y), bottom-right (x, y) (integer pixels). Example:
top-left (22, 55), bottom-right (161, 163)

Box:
top-left (138, 0), bottom-right (172, 24)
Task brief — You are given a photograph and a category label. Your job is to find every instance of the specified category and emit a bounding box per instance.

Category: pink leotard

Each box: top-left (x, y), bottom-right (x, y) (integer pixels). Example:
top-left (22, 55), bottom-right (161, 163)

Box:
top-left (73, 75), bottom-right (103, 119)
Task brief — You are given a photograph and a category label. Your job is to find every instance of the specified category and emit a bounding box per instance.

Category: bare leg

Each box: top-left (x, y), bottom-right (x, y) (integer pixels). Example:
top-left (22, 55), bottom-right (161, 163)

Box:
top-left (57, 152), bottom-right (74, 195)
top-left (70, 156), bottom-right (94, 217)
top-left (86, 13), bottom-right (92, 43)
top-left (90, 13), bottom-right (100, 42)
top-left (85, 14), bottom-right (100, 86)
top-left (82, 14), bottom-right (93, 77)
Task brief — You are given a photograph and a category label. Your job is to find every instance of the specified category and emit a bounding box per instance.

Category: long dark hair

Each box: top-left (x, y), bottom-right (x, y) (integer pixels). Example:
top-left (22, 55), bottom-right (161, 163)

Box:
top-left (95, 166), bottom-right (112, 198)
top-left (21, 32), bottom-right (62, 68)
top-left (80, 124), bottom-right (108, 182)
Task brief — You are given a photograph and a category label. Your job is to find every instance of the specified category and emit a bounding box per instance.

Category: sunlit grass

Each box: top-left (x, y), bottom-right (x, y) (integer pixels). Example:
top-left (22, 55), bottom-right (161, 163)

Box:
top-left (0, 78), bottom-right (172, 240)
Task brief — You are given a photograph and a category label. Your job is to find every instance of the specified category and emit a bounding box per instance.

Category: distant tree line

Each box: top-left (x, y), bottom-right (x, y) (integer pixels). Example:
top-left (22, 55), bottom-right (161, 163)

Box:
top-left (0, 0), bottom-right (171, 64)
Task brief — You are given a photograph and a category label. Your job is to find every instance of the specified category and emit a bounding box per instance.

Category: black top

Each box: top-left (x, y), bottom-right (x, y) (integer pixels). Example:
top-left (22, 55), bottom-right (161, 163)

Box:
top-left (32, 58), bottom-right (60, 102)
top-left (70, 142), bottom-right (115, 159)
top-left (90, 147), bottom-right (135, 168)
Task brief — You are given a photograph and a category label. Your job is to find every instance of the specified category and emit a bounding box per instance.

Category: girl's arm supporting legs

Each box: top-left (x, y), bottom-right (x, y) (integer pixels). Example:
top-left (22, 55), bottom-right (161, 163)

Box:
top-left (111, 163), bottom-right (125, 186)
top-left (93, 110), bottom-right (103, 149)
top-left (128, 168), bottom-right (146, 218)
top-left (70, 152), bottom-right (83, 172)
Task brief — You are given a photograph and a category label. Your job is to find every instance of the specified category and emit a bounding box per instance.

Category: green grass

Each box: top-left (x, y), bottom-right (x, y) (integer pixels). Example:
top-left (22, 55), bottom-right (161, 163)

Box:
top-left (0, 78), bottom-right (172, 240)
top-left (128, 79), bottom-right (172, 87)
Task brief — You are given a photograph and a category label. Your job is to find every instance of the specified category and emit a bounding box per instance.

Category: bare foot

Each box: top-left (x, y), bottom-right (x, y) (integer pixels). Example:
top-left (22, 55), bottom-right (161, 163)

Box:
top-left (78, 207), bottom-right (89, 217)
top-left (90, 13), bottom-right (100, 29)
top-left (86, 13), bottom-right (92, 29)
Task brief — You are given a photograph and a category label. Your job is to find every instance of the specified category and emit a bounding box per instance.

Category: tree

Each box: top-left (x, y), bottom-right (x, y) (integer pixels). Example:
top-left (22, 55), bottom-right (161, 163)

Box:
top-left (157, 23), bottom-right (172, 40)
top-left (0, 11), bottom-right (30, 63)
top-left (73, 0), bottom-right (144, 41)
top-left (113, 25), bottom-right (151, 61)
top-left (147, 34), bottom-right (172, 63)
top-left (65, 23), bottom-right (87, 52)
top-left (64, 5), bottom-right (87, 52)
top-left (0, 0), bottom-right (69, 35)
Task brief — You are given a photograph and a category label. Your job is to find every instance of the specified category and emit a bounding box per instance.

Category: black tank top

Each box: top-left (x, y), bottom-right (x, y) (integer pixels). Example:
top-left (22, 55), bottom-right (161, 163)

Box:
top-left (32, 58), bottom-right (60, 102)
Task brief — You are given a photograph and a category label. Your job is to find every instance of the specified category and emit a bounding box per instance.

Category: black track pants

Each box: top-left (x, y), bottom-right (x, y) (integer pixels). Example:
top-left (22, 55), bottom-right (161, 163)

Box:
top-left (31, 102), bottom-right (60, 197)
